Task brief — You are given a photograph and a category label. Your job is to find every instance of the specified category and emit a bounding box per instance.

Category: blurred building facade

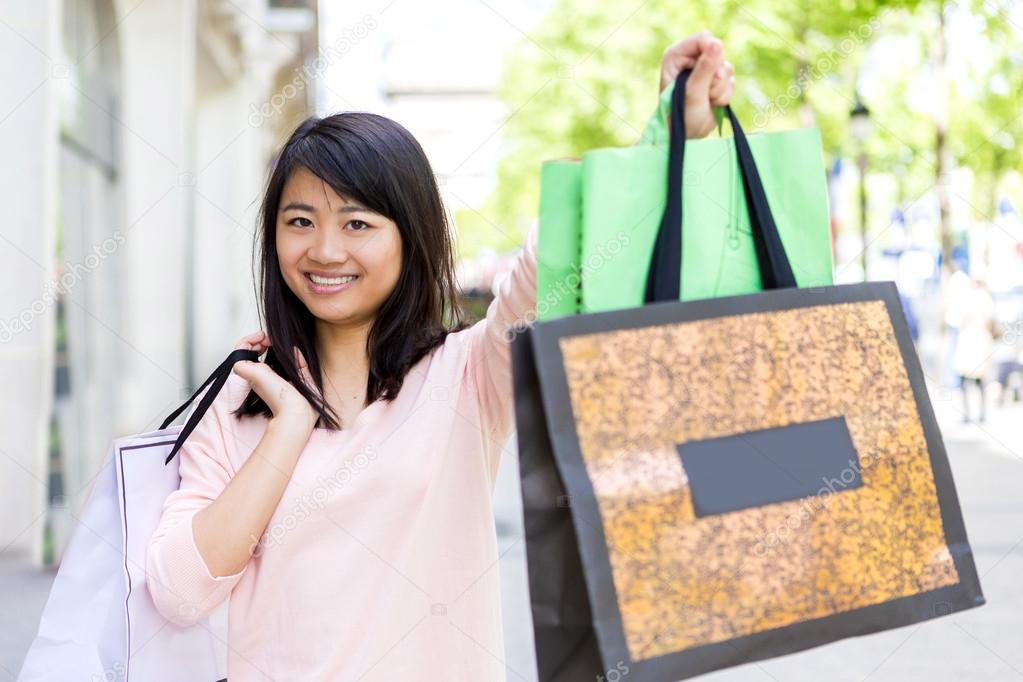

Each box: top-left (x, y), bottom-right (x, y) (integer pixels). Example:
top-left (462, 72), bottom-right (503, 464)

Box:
top-left (316, 0), bottom-right (548, 294)
top-left (0, 0), bottom-right (319, 566)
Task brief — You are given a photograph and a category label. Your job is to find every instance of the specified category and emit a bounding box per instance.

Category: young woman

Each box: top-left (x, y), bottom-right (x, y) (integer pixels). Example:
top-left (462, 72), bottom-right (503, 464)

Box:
top-left (146, 32), bottom-right (734, 681)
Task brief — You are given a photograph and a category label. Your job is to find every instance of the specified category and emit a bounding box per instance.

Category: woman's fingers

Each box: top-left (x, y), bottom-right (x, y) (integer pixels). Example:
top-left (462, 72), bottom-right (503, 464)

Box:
top-left (231, 357), bottom-right (290, 408)
top-left (713, 61), bottom-right (734, 88)
top-left (685, 40), bottom-right (723, 105)
top-left (658, 31), bottom-right (734, 139)
top-left (709, 74), bottom-right (736, 107)
top-left (228, 346), bottom-right (317, 428)
top-left (234, 331), bottom-right (262, 351)
top-left (660, 31), bottom-right (712, 90)
top-left (234, 330), bottom-right (272, 354)
top-left (231, 357), bottom-right (271, 388)
top-left (664, 31), bottom-right (708, 63)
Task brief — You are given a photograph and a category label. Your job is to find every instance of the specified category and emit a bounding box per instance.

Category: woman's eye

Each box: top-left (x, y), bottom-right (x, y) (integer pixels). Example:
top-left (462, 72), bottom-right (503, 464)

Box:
top-left (346, 220), bottom-right (370, 232)
top-left (288, 217), bottom-right (313, 228)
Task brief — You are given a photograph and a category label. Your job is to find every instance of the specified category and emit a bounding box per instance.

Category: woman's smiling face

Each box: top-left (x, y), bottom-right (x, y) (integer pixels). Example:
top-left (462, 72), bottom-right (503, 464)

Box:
top-left (275, 166), bottom-right (403, 326)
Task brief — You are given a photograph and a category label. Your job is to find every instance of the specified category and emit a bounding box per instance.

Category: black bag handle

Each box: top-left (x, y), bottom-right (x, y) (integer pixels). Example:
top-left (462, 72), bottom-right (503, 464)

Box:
top-left (160, 348), bottom-right (260, 465)
top-left (644, 69), bottom-right (798, 303)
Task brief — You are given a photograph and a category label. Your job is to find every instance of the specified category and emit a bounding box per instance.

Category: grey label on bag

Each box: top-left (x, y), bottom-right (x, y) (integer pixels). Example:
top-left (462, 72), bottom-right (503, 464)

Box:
top-left (676, 416), bottom-right (862, 517)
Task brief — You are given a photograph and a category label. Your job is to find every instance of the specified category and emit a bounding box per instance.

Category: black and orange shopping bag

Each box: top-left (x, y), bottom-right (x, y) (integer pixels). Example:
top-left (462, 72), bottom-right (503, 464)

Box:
top-left (511, 70), bottom-right (984, 681)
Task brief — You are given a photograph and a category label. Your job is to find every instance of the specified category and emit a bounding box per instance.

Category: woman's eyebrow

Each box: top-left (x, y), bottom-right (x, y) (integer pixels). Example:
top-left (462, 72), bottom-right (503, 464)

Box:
top-left (280, 201), bottom-right (372, 214)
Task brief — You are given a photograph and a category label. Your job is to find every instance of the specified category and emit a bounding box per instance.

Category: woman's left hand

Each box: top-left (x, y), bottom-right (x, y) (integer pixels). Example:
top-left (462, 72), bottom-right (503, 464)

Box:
top-left (660, 31), bottom-right (736, 139)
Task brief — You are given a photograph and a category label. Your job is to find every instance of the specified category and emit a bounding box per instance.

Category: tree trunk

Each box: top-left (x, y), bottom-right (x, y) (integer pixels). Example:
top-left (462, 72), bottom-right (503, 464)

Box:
top-left (934, 1), bottom-right (953, 270)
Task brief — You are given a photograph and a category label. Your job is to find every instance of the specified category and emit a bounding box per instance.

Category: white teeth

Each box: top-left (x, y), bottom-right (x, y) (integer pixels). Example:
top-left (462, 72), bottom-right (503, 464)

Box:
top-left (308, 274), bottom-right (357, 286)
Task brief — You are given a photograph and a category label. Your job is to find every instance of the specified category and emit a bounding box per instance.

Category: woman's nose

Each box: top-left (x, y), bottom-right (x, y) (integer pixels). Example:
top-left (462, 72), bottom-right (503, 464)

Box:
top-left (307, 229), bottom-right (350, 264)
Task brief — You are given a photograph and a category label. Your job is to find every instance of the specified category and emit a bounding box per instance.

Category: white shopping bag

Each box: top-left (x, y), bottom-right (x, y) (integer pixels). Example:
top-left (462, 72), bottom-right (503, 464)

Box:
top-left (19, 349), bottom-right (257, 682)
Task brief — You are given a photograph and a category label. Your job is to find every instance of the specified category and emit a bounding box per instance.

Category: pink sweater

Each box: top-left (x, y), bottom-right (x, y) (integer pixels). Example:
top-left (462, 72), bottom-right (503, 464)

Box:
top-left (146, 224), bottom-right (538, 681)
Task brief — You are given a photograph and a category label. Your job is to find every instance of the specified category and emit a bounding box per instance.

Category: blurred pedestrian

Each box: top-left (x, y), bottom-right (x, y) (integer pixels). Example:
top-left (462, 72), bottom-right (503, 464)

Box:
top-left (942, 262), bottom-right (971, 387)
top-left (953, 276), bottom-right (996, 422)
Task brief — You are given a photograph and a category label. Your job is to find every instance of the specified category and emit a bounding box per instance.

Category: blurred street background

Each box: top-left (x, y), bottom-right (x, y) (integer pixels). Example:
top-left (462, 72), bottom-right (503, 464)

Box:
top-left (2, 0), bottom-right (1023, 679)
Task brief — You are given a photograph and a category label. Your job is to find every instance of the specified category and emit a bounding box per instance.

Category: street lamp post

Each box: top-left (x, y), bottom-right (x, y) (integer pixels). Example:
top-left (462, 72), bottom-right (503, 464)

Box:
top-left (850, 96), bottom-right (872, 279)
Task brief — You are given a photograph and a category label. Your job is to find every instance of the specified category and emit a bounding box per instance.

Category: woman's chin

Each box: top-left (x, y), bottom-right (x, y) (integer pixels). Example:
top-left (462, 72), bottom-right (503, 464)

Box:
top-left (307, 306), bottom-right (373, 328)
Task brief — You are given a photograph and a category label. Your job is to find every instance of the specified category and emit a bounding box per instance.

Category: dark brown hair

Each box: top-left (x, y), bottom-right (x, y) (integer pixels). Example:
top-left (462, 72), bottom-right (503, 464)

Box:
top-left (233, 112), bottom-right (469, 430)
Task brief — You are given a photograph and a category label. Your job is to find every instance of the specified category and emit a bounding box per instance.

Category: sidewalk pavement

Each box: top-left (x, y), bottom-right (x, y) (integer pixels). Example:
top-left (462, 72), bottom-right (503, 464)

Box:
top-left (0, 557), bottom-right (56, 680)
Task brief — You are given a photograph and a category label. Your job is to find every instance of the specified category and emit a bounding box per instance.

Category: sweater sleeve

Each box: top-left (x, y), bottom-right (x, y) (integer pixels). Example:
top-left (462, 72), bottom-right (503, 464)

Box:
top-left (145, 378), bottom-right (248, 628)
top-left (463, 222), bottom-right (539, 471)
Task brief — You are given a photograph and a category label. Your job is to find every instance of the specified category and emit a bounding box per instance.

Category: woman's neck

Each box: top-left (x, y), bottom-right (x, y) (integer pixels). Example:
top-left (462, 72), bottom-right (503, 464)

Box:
top-left (314, 318), bottom-right (373, 409)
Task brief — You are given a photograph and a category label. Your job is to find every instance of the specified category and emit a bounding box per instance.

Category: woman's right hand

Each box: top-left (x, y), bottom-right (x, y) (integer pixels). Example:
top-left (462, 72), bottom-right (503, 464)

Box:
top-left (231, 331), bottom-right (319, 432)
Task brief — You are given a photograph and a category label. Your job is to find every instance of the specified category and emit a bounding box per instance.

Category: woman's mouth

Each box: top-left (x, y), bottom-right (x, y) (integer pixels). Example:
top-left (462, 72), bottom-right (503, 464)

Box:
top-left (304, 272), bottom-right (359, 294)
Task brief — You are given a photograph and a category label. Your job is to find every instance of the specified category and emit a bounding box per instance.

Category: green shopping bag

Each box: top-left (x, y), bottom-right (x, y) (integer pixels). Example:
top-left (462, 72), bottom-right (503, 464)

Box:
top-left (536, 160), bottom-right (583, 320)
top-left (536, 79), bottom-right (833, 320)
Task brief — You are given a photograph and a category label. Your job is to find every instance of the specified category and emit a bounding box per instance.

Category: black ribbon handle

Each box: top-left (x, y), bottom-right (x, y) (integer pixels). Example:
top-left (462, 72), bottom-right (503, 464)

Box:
top-left (160, 348), bottom-right (260, 465)
top-left (644, 69), bottom-right (798, 304)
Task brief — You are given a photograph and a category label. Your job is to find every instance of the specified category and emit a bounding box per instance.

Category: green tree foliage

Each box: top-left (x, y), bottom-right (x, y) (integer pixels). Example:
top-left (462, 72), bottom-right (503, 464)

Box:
top-left (458, 0), bottom-right (925, 257)
top-left (463, 0), bottom-right (1023, 260)
top-left (949, 0), bottom-right (1023, 217)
